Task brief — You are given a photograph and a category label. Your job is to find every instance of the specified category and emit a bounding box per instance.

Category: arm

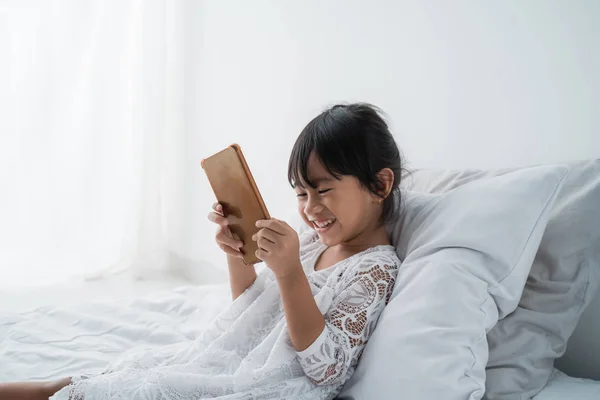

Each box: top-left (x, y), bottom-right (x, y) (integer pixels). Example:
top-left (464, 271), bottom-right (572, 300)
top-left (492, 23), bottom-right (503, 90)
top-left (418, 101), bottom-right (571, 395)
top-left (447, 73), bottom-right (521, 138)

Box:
top-left (207, 202), bottom-right (258, 300)
top-left (227, 254), bottom-right (257, 300)
top-left (252, 219), bottom-right (398, 384)
top-left (297, 262), bottom-right (398, 386)
top-left (277, 267), bottom-right (326, 351)
top-left (252, 219), bottom-right (325, 349)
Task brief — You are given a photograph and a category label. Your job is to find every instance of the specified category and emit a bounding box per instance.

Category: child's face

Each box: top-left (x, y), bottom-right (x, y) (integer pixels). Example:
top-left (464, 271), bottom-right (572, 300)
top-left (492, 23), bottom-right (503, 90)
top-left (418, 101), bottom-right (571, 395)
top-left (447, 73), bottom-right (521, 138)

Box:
top-left (295, 153), bottom-right (382, 247)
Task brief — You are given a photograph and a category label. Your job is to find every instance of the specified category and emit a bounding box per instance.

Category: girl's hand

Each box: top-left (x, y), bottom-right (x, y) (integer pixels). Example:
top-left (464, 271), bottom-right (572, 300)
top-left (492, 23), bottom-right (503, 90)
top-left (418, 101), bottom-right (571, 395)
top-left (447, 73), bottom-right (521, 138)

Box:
top-left (253, 218), bottom-right (302, 279)
top-left (207, 202), bottom-right (244, 259)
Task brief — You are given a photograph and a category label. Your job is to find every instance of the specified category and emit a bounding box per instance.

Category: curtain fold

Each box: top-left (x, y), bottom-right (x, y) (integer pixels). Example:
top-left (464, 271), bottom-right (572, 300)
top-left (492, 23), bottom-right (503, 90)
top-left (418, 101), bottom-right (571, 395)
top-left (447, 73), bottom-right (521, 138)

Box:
top-left (0, 0), bottom-right (186, 286)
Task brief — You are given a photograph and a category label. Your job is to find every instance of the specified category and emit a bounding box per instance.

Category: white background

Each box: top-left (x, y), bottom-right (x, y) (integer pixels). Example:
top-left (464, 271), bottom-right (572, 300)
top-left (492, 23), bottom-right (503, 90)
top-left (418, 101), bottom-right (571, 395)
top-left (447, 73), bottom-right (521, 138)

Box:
top-left (1, 0), bottom-right (598, 285)
top-left (183, 0), bottom-right (600, 275)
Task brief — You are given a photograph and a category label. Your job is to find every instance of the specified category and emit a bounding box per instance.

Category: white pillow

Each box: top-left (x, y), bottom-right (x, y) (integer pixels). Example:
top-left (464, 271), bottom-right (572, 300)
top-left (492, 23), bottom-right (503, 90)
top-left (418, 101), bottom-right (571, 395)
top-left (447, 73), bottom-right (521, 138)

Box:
top-left (402, 160), bottom-right (600, 397)
top-left (338, 165), bottom-right (568, 400)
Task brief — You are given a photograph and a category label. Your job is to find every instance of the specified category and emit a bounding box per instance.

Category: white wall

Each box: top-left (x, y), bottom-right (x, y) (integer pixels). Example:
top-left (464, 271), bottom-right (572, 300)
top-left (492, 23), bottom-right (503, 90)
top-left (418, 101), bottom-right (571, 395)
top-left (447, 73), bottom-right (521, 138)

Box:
top-left (179, 0), bottom-right (600, 277)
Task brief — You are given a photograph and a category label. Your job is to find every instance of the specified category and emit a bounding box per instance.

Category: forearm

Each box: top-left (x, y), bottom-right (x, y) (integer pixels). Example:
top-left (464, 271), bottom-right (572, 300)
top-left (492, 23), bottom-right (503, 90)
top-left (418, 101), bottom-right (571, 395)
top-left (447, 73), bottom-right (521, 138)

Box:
top-left (227, 254), bottom-right (257, 300)
top-left (277, 268), bottom-right (325, 352)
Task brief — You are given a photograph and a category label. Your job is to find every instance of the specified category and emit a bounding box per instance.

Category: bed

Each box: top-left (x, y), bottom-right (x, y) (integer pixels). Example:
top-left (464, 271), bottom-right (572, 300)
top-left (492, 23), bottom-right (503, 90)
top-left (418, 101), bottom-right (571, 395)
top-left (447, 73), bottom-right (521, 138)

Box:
top-left (1, 283), bottom-right (599, 399)
top-left (2, 161), bottom-right (598, 399)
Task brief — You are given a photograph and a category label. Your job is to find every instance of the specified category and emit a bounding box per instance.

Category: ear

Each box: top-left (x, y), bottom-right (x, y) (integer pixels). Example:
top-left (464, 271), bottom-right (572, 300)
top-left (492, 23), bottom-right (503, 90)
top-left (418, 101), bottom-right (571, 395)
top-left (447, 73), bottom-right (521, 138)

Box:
top-left (376, 168), bottom-right (395, 200)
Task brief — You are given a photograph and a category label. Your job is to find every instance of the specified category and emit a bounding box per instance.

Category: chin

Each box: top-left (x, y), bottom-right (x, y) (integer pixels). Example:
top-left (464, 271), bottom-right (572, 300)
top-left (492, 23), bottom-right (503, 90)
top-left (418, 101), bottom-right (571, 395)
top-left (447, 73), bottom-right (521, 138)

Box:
top-left (315, 231), bottom-right (340, 246)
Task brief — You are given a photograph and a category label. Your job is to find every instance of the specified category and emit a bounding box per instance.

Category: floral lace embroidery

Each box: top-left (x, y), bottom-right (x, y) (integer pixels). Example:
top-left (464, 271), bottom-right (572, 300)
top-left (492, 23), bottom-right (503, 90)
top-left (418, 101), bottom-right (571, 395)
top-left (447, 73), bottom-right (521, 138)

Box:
top-left (298, 262), bottom-right (397, 386)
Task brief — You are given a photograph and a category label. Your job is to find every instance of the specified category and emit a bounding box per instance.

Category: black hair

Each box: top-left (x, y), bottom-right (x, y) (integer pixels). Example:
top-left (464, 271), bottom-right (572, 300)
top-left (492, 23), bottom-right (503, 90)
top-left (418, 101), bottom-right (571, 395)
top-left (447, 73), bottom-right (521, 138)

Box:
top-left (288, 103), bottom-right (405, 225)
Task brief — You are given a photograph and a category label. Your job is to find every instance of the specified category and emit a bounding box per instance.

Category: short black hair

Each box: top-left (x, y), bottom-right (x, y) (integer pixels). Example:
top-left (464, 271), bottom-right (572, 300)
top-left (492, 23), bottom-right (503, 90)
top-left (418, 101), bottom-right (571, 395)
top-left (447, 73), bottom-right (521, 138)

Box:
top-left (288, 103), bottom-right (405, 225)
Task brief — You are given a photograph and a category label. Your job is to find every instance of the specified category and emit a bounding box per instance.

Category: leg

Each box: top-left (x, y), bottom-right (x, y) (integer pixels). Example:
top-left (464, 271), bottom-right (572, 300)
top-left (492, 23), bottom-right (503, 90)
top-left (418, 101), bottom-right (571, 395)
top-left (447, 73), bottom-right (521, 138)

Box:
top-left (0, 377), bottom-right (72, 400)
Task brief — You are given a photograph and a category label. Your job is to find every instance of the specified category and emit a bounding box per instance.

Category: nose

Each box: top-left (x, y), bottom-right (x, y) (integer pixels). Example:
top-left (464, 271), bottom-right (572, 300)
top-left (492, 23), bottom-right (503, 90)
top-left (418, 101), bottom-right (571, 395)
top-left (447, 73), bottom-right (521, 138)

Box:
top-left (304, 194), bottom-right (324, 216)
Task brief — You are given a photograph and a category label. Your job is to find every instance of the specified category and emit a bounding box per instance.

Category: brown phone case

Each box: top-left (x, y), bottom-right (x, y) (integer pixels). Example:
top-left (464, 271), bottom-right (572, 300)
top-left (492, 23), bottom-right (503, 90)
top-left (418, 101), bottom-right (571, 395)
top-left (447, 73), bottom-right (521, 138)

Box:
top-left (201, 144), bottom-right (270, 265)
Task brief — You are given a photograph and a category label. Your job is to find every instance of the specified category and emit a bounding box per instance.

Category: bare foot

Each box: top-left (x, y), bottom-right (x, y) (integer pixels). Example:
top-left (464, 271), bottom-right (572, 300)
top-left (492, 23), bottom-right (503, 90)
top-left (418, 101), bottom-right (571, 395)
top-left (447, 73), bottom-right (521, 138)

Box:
top-left (0, 377), bottom-right (71, 400)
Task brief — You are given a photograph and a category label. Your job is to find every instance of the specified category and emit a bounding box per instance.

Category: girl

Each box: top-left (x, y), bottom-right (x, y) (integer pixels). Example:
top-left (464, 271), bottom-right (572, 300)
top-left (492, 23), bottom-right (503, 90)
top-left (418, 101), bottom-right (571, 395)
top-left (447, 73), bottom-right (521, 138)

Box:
top-left (1, 103), bottom-right (403, 400)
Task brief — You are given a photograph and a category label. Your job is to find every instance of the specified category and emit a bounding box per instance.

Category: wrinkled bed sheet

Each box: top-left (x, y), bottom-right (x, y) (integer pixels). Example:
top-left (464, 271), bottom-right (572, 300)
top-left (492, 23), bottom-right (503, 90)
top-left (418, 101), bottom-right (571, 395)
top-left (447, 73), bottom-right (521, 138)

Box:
top-left (0, 283), bottom-right (231, 381)
top-left (1, 283), bottom-right (598, 399)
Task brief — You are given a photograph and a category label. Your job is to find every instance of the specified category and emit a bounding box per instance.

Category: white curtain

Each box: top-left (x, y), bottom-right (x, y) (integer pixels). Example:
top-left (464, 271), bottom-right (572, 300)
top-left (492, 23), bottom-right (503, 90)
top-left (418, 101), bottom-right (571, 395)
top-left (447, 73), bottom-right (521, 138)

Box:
top-left (0, 1), bottom-right (186, 286)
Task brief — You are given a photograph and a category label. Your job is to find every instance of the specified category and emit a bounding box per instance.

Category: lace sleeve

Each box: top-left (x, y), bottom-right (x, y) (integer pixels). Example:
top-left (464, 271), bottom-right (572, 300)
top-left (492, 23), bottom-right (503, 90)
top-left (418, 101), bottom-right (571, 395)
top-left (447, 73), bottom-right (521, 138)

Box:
top-left (297, 262), bottom-right (398, 386)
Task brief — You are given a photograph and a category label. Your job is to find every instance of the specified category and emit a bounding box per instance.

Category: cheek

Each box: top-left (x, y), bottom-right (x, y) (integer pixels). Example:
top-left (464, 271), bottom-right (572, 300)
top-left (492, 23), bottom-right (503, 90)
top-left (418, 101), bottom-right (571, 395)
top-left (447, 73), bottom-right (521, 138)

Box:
top-left (335, 195), bottom-right (372, 224)
top-left (298, 203), bottom-right (310, 223)
top-left (326, 198), bottom-right (352, 226)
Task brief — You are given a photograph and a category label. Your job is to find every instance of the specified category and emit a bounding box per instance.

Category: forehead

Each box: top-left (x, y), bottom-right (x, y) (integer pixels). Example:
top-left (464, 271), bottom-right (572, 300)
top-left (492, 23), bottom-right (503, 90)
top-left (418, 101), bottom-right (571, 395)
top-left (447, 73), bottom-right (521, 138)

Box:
top-left (296, 153), bottom-right (358, 191)
top-left (305, 153), bottom-right (331, 178)
top-left (293, 153), bottom-right (336, 188)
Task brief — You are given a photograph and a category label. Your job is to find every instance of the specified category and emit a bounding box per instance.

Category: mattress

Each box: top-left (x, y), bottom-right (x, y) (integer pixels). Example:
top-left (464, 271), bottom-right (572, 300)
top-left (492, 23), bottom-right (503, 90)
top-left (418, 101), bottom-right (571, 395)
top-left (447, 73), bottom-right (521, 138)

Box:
top-left (1, 283), bottom-right (598, 398)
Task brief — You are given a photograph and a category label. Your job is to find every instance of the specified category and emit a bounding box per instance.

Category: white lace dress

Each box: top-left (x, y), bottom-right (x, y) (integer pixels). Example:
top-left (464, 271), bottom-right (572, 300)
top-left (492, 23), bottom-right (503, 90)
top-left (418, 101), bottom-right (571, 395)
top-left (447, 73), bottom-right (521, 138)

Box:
top-left (52, 231), bottom-right (400, 400)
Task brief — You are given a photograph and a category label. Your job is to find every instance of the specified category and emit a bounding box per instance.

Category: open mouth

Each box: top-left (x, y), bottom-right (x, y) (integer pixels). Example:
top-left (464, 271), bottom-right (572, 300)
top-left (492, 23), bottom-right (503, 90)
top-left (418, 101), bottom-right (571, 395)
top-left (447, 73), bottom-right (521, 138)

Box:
top-left (312, 218), bottom-right (337, 233)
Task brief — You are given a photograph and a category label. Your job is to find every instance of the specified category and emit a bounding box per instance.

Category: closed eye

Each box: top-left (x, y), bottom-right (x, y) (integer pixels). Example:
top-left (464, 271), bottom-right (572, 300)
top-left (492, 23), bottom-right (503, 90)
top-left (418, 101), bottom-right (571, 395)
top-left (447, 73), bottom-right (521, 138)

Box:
top-left (296, 189), bottom-right (331, 197)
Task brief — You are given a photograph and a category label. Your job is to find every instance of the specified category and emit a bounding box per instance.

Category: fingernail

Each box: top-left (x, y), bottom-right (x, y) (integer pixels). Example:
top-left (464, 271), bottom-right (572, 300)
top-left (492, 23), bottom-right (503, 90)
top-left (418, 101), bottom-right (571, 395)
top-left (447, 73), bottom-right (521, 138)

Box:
top-left (238, 242), bottom-right (243, 248)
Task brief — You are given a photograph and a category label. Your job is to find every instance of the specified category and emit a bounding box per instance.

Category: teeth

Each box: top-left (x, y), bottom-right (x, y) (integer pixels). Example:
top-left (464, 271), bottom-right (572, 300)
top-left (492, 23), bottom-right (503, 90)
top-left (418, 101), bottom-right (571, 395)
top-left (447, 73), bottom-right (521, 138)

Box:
top-left (314, 219), bottom-right (335, 228)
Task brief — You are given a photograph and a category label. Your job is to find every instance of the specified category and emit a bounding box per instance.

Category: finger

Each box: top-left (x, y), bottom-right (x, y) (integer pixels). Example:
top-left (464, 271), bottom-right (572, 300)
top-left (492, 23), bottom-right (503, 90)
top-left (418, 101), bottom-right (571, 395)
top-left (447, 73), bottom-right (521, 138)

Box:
top-left (216, 230), bottom-right (243, 250)
top-left (257, 237), bottom-right (274, 252)
top-left (252, 228), bottom-right (277, 244)
top-left (207, 212), bottom-right (229, 228)
top-left (269, 218), bottom-right (291, 229)
top-left (219, 242), bottom-right (244, 259)
top-left (255, 219), bottom-right (286, 235)
top-left (212, 202), bottom-right (224, 215)
top-left (255, 249), bottom-right (267, 261)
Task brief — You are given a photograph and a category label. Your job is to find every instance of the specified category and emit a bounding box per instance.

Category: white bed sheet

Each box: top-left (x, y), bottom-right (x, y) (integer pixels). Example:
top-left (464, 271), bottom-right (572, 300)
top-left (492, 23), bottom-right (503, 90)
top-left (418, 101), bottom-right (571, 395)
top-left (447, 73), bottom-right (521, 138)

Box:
top-left (1, 283), bottom-right (599, 399)
top-left (0, 283), bottom-right (231, 381)
top-left (533, 369), bottom-right (600, 400)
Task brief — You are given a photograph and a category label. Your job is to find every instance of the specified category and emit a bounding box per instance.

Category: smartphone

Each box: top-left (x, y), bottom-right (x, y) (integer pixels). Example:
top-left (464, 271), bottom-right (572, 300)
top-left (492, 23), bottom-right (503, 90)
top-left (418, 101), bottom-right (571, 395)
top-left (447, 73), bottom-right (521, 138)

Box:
top-left (201, 144), bottom-right (270, 265)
